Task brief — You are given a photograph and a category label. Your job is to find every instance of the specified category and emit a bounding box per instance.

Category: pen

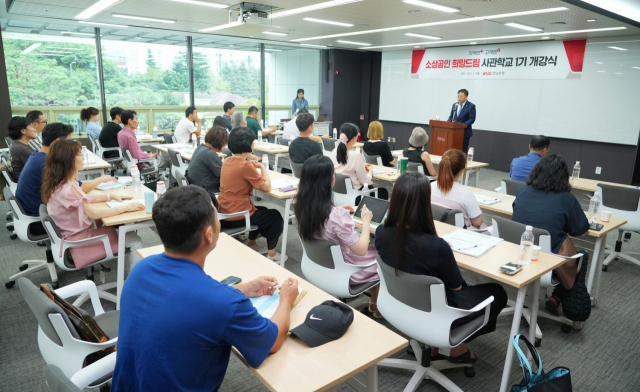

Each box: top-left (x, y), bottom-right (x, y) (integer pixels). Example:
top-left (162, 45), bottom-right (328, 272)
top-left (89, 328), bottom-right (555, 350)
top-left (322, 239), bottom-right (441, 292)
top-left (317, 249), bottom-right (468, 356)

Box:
top-left (455, 245), bottom-right (478, 251)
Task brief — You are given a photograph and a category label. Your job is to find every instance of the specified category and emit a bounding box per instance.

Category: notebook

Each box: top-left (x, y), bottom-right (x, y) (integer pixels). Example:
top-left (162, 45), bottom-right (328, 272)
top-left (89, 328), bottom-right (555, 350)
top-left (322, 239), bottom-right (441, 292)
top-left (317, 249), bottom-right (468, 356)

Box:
top-left (250, 287), bottom-right (306, 319)
top-left (474, 193), bottom-right (501, 205)
top-left (441, 229), bottom-right (503, 257)
top-left (270, 178), bottom-right (299, 190)
top-left (95, 178), bottom-right (132, 191)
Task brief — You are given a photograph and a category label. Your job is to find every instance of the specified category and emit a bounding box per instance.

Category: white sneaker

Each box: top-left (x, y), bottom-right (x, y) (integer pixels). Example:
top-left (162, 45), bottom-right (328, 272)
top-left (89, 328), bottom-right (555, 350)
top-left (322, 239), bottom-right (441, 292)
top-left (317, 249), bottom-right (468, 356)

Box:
top-left (248, 243), bottom-right (268, 254)
top-left (267, 252), bottom-right (288, 263)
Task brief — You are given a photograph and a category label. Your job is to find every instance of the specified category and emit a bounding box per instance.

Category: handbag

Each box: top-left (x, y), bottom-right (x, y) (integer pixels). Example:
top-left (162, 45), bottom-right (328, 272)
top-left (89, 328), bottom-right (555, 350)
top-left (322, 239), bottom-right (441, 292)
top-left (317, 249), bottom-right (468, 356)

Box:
top-left (511, 335), bottom-right (572, 392)
top-left (40, 284), bottom-right (116, 365)
top-left (554, 237), bottom-right (579, 290)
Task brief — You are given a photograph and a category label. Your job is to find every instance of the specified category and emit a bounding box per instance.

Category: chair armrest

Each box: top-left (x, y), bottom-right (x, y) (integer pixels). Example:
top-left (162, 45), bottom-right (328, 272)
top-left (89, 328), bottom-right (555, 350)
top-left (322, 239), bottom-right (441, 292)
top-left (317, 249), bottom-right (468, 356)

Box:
top-left (467, 296), bottom-right (494, 313)
top-left (69, 352), bottom-right (117, 389)
top-left (356, 187), bottom-right (379, 196)
top-left (218, 211), bottom-right (251, 232)
top-left (356, 260), bottom-right (377, 269)
top-left (54, 279), bottom-right (105, 316)
top-left (61, 234), bottom-right (115, 264)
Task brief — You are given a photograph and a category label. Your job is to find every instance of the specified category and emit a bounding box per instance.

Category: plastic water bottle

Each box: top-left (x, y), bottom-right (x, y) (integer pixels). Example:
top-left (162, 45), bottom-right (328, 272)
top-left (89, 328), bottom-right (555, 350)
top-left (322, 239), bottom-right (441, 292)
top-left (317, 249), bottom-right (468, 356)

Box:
top-left (152, 126), bottom-right (158, 139)
top-left (258, 131), bottom-right (263, 143)
top-left (156, 181), bottom-right (166, 196)
top-left (333, 127), bottom-right (337, 138)
top-left (572, 161), bottom-right (581, 183)
top-left (131, 166), bottom-right (141, 192)
top-left (588, 192), bottom-right (601, 224)
top-left (467, 147), bottom-right (474, 162)
top-left (262, 154), bottom-right (269, 171)
top-left (518, 226), bottom-right (534, 265)
top-left (81, 146), bottom-right (88, 165)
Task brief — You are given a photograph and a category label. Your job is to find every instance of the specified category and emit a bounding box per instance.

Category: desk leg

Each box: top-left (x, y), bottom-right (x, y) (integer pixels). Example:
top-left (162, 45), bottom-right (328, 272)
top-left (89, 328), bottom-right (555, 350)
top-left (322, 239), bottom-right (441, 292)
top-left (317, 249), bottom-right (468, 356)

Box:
top-left (115, 221), bottom-right (156, 310)
top-left (344, 364), bottom-right (379, 392)
top-left (499, 285), bottom-right (527, 392)
top-left (527, 279), bottom-right (541, 359)
top-left (587, 235), bottom-right (606, 306)
top-left (279, 198), bottom-right (292, 268)
top-left (592, 234), bottom-right (607, 306)
top-left (464, 170), bottom-right (470, 186)
top-left (475, 169), bottom-right (480, 187)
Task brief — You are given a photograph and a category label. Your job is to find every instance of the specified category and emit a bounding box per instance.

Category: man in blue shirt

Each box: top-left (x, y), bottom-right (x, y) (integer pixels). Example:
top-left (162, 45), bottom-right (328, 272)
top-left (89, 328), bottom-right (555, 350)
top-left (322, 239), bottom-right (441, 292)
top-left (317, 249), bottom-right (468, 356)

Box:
top-left (111, 186), bottom-right (299, 392)
top-left (510, 135), bottom-right (551, 182)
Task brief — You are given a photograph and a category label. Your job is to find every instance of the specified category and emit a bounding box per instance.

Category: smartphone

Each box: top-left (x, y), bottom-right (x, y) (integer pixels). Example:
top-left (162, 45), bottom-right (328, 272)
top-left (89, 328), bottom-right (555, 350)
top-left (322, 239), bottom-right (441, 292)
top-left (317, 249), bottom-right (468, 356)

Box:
top-left (281, 186), bottom-right (297, 192)
top-left (589, 222), bottom-right (604, 231)
top-left (220, 276), bottom-right (242, 285)
top-left (499, 262), bottom-right (523, 275)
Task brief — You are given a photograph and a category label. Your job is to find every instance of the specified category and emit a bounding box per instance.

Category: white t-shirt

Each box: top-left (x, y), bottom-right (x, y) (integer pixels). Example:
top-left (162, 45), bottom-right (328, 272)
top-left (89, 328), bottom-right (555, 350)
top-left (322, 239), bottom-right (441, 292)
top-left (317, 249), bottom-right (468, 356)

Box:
top-left (282, 116), bottom-right (300, 140)
top-left (430, 182), bottom-right (482, 219)
top-left (175, 117), bottom-right (197, 143)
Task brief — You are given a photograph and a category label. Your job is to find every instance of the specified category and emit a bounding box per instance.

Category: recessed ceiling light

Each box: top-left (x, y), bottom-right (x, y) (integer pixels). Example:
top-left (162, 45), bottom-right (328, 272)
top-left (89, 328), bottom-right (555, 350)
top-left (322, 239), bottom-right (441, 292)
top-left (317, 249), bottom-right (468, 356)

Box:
top-left (615, 72), bottom-right (623, 74)
top-left (135, 37), bottom-right (142, 39)
top-left (595, 62), bottom-right (604, 64)
top-left (470, 42), bottom-right (477, 45)
top-left (200, 20), bottom-right (242, 32)
top-left (608, 46), bottom-right (627, 50)
top-left (62, 31), bottom-right (96, 36)
top-left (167, 0), bottom-right (228, 8)
top-left (405, 33), bottom-right (442, 40)
top-left (263, 31), bottom-right (288, 36)
top-left (79, 21), bottom-right (129, 28)
top-left (300, 44), bottom-right (328, 48)
top-left (414, 46), bottom-right (421, 48)
top-left (403, 0), bottom-right (460, 13)
top-left (303, 17), bottom-right (354, 27)
top-left (271, 0), bottom-right (363, 19)
top-left (292, 7), bottom-right (568, 42)
top-left (633, 67), bottom-right (640, 69)
top-left (75, 0), bottom-right (122, 20)
top-left (597, 71), bottom-right (606, 73)
top-left (505, 22), bottom-right (543, 32)
top-left (587, 19), bottom-right (596, 22)
top-left (541, 36), bottom-right (551, 39)
top-left (337, 40), bottom-right (371, 46)
top-left (20, 43), bottom-right (41, 54)
top-left (112, 13), bottom-right (176, 23)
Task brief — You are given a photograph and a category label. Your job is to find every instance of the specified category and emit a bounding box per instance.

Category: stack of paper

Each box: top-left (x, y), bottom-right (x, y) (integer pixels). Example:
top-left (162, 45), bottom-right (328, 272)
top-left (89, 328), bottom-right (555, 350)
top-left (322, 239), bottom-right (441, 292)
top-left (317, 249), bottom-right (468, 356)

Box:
top-left (270, 178), bottom-right (299, 190)
top-left (442, 229), bottom-right (503, 257)
top-left (250, 287), bottom-right (304, 319)
top-left (373, 169), bottom-right (386, 175)
top-left (106, 199), bottom-right (146, 208)
top-left (96, 178), bottom-right (132, 191)
top-left (474, 193), bottom-right (501, 205)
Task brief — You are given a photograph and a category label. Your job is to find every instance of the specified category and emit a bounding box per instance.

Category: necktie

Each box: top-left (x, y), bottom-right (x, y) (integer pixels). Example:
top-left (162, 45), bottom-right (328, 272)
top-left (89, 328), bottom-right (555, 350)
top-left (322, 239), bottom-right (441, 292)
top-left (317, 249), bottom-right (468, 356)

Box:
top-left (458, 104), bottom-right (463, 117)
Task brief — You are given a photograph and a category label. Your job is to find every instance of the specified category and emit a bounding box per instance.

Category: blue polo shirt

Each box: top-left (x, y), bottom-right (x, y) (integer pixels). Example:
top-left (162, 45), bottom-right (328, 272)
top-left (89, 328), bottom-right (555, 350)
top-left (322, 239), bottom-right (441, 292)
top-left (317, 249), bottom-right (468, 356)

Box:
top-left (111, 253), bottom-right (278, 392)
top-left (15, 152), bottom-right (47, 217)
top-left (510, 152), bottom-right (542, 182)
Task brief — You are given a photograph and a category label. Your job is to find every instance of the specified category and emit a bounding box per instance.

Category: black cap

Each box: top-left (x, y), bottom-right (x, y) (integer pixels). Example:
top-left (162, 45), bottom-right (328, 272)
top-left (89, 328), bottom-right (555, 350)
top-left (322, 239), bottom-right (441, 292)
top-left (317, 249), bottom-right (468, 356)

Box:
top-left (290, 300), bottom-right (354, 347)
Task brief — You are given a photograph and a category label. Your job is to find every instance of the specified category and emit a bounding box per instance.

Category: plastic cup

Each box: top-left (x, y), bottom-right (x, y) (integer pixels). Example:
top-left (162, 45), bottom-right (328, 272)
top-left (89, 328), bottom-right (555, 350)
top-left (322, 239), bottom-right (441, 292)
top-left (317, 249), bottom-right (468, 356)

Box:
top-left (531, 245), bottom-right (541, 261)
top-left (600, 211), bottom-right (612, 223)
top-left (144, 191), bottom-right (154, 214)
top-left (400, 157), bottom-right (408, 173)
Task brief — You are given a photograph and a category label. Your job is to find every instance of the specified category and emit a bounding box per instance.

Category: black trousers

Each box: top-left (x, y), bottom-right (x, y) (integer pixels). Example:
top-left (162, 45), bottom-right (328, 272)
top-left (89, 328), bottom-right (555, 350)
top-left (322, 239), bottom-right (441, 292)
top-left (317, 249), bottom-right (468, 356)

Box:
top-left (448, 283), bottom-right (508, 343)
top-left (356, 184), bottom-right (388, 205)
top-left (220, 206), bottom-right (283, 250)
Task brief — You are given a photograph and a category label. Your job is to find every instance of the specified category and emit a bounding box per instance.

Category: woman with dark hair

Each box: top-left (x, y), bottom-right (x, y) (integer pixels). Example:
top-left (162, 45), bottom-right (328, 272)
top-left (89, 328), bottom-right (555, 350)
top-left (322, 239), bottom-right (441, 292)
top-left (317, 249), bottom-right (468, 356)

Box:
top-left (42, 139), bottom-right (145, 272)
top-left (218, 127), bottom-right (285, 263)
top-left (402, 127), bottom-right (437, 176)
top-left (431, 149), bottom-right (484, 229)
top-left (80, 107), bottom-right (101, 138)
top-left (512, 154), bottom-right (589, 315)
top-left (295, 155), bottom-right (381, 316)
top-left (188, 125), bottom-right (229, 194)
top-left (291, 88), bottom-right (309, 115)
top-left (375, 172), bottom-right (507, 363)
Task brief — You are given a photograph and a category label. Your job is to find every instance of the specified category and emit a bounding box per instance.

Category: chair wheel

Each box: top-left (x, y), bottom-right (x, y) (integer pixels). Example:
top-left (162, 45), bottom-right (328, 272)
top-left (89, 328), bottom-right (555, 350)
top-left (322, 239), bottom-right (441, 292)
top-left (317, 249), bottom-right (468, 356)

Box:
top-left (535, 338), bottom-right (541, 347)
top-left (561, 324), bottom-right (572, 333)
top-left (464, 366), bottom-right (475, 377)
top-left (5, 280), bottom-right (15, 288)
top-left (602, 265), bottom-right (608, 272)
top-left (10, 233), bottom-right (17, 240)
top-left (19, 264), bottom-right (28, 271)
top-left (6, 215), bottom-right (12, 221)
top-left (51, 281), bottom-right (59, 289)
top-left (7, 225), bottom-right (14, 231)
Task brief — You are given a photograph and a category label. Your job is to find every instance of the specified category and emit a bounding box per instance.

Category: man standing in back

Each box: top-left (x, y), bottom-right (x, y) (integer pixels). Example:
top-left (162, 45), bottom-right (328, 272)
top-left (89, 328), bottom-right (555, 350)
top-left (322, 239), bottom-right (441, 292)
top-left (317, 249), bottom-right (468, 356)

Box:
top-left (447, 89), bottom-right (476, 154)
top-left (25, 110), bottom-right (47, 152)
top-left (510, 135), bottom-right (551, 182)
top-left (222, 101), bottom-right (235, 132)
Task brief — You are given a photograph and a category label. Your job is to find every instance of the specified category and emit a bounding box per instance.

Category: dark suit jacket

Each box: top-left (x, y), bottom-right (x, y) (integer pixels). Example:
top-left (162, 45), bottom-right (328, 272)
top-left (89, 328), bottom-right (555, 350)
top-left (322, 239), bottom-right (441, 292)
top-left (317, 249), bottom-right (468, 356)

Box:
top-left (447, 101), bottom-right (476, 139)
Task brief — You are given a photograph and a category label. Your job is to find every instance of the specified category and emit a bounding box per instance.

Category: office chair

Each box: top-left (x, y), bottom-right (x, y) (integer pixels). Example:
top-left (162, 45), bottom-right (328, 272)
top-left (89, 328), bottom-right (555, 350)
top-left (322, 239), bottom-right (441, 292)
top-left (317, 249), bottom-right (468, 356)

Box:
top-left (431, 204), bottom-right (465, 228)
top-left (174, 171), bottom-right (190, 187)
top-left (376, 258), bottom-right (492, 391)
top-left (500, 179), bottom-right (526, 196)
top-left (167, 149), bottom-right (189, 187)
top-left (87, 134), bottom-right (98, 154)
top-left (4, 136), bottom-right (13, 148)
top-left (300, 237), bottom-right (379, 299)
top-left (363, 151), bottom-right (383, 166)
top-left (44, 361), bottom-right (116, 392)
top-left (94, 138), bottom-right (124, 175)
top-left (121, 148), bottom-right (158, 182)
top-left (2, 166), bottom-right (17, 194)
top-left (332, 173), bottom-right (378, 207)
top-left (289, 161), bottom-right (303, 179)
top-left (280, 138), bottom-right (290, 147)
top-left (162, 132), bottom-right (177, 144)
top-left (19, 278), bottom-right (118, 390)
top-left (322, 137), bottom-right (337, 152)
top-left (598, 184), bottom-right (640, 271)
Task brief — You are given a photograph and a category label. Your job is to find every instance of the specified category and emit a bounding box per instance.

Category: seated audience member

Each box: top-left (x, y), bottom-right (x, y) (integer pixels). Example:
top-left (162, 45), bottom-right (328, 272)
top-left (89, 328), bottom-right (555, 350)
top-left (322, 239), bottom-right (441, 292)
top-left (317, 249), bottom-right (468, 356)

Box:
top-left (222, 101), bottom-right (235, 132)
top-left (331, 122), bottom-right (388, 201)
top-left (25, 110), bottom-right (47, 152)
top-left (111, 186), bottom-right (299, 391)
top-left (99, 107), bottom-right (124, 159)
top-left (7, 116), bottom-right (37, 182)
top-left (402, 127), bottom-right (437, 176)
top-left (295, 155), bottom-right (381, 316)
top-left (81, 107), bottom-right (101, 138)
top-left (512, 154), bottom-right (589, 316)
top-left (188, 126), bottom-right (228, 194)
top-left (213, 116), bottom-right (229, 133)
top-left (246, 106), bottom-right (277, 140)
top-left (376, 172), bottom-right (507, 363)
top-left (431, 149), bottom-right (484, 229)
top-left (289, 113), bottom-right (323, 164)
top-left (175, 106), bottom-right (202, 144)
top-left (230, 111), bottom-right (247, 129)
top-left (282, 109), bottom-right (306, 140)
top-left (510, 135), bottom-right (551, 182)
top-left (42, 139), bottom-right (144, 271)
top-left (117, 110), bottom-right (157, 170)
top-left (218, 127), bottom-right (286, 263)
top-left (363, 121), bottom-right (394, 167)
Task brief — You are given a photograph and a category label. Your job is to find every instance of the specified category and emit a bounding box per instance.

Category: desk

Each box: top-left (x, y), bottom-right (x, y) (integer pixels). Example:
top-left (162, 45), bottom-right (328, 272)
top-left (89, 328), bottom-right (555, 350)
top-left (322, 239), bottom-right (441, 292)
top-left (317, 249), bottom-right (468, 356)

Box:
top-left (253, 142), bottom-right (290, 172)
top-left (136, 137), bottom-right (164, 147)
top-left (570, 178), bottom-right (628, 193)
top-left (137, 233), bottom-right (407, 392)
top-left (91, 182), bottom-right (156, 309)
top-left (151, 144), bottom-right (226, 161)
top-left (391, 150), bottom-right (489, 186)
top-left (356, 220), bottom-right (566, 392)
top-left (467, 186), bottom-right (627, 306)
top-left (80, 151), bottom-right (111, 179)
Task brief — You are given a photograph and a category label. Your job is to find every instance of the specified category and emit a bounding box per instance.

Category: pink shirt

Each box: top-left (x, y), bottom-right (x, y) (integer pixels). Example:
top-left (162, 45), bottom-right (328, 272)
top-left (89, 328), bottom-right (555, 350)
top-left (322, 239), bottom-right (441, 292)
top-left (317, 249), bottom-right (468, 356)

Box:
top-left (47, 180), bottom-right (95, 237)
top-left (117, 127), bottom-right (150, 169)
top-left (331, 149), bottom-right (372, 190)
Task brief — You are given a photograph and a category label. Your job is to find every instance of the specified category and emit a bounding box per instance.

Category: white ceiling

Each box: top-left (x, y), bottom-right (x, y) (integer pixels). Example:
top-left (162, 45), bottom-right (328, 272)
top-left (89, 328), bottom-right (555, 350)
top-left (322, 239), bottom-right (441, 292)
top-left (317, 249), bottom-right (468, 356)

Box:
top-left (1, 0), bottom-right (639, 51)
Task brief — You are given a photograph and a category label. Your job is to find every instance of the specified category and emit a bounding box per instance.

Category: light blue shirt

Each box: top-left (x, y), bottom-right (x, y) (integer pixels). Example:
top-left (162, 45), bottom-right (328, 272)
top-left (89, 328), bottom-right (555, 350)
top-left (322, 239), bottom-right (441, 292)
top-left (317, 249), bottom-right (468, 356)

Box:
top-left (510, 152), bottom-right (542, 182)
top-left (292, 97), bottom-right (309, 115)
top-left (86, 121), bottom-right (102, 138)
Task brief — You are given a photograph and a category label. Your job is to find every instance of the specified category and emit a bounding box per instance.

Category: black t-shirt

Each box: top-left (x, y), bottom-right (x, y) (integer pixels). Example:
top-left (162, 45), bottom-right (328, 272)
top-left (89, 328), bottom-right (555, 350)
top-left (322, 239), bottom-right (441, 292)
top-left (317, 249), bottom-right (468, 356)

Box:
top-left (99, 122), bottom-right (122, 159)
top-left (289, 137), bottom-right (323, 163)
top-left (375, 225), bottom-right (464, 291)
top-left (402, 148), bottom-right (428, 174)
top-left (8, 140), bottom-right (33, 182)
top-left (363, 140), bottom-right (394, 167)
top-left (512, 185), bottom-right (590, 254)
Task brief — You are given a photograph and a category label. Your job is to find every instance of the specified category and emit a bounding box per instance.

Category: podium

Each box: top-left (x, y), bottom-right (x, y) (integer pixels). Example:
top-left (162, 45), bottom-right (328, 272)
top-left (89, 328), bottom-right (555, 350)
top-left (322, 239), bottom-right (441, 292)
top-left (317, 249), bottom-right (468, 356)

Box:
top-left (428, 120), bottom-right (466, 156)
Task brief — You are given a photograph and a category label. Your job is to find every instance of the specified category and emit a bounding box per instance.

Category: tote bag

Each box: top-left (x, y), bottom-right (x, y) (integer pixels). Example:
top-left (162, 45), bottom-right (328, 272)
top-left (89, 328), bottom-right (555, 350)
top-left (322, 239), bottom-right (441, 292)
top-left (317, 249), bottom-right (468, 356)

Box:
top-left (511, 335), bottom-right (572, 392)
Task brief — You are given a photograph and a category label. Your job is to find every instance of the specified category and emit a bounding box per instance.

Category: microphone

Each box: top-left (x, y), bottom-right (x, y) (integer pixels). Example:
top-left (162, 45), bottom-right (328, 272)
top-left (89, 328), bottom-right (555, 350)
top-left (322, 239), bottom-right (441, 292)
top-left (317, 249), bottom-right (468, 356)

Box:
top-left (454, 103), bottom-right (459, 121)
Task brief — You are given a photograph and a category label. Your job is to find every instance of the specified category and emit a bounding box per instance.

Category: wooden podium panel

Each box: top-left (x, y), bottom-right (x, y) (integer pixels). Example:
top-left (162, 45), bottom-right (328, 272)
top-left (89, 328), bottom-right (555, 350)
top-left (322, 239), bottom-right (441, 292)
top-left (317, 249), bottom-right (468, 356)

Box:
top-left (429, 120), bottom-right (466, 156)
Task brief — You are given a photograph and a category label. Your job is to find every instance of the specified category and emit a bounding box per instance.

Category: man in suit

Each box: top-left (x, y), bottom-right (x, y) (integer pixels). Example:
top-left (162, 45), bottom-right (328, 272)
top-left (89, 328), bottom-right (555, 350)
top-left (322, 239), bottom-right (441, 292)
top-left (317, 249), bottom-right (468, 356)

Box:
top-left (447, 88), bottom-right (476, 154)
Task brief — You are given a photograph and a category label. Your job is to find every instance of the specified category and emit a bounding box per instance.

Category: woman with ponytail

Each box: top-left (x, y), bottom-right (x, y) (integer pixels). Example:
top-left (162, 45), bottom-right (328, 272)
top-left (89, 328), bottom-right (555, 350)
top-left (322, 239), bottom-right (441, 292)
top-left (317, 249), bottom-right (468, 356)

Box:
top-left (431, 149), bottom-right (485, 229)
top-left (80, 107), bottom-right (101, 138)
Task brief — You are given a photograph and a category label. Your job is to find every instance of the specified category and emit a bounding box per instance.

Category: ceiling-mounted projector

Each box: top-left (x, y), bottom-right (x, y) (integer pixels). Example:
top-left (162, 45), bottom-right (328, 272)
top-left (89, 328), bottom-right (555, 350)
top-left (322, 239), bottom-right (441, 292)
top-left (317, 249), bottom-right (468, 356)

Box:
top-left (229, 2), bottom-right (279, 25)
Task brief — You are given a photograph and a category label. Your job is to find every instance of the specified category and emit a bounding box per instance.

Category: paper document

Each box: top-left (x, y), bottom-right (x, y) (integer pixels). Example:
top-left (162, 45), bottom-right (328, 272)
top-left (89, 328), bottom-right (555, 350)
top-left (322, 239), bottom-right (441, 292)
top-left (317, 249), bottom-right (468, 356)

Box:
top-left (442, 229), bottom-right (503, 257)
top-left (270, 178), bottom-right (299, 190)
top-left (373, 169), bottom-right (386, 175)
top-left (106, 199), bottom-right (146, 208)
top-left (137, 134), bottom-right (152, 140)
top-left (162, 143), bottom-right (191, 149)
top-left (250, 287), bottom-right (305, 319)
top-left (432, 157), bottom-right (442, 163)
top-left (257, 144), bottom-right (283, 151)
top-left (474, 193), bottom-right (501, 205)
top-left (96, 178), bottom-right (132, 191)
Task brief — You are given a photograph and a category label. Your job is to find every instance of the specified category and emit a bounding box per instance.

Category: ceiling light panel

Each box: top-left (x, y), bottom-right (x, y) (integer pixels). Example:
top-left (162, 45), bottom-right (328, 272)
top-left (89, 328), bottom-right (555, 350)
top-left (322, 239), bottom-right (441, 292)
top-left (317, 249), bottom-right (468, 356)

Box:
top-left (62, 31), bottom-right (96, 36)
top-left (337, 40), bottom-right (371, 46)
top-left (303, 18), bottom-right (354, 27)
top-left (608, 46), bottom-right (628, 50)
top-left (167, 0), bottom-right (228, 8)
top-left (263, 31), bottom-right (288, 36)
top-left (79, 21), bottom-right (128, 28)
top-left (270, 0), bottom-right (363, 19)
top-left (75, 0), bottom-right (123, 20)
top-left (505, 22), bottom-right (543, 32)
top-left (112, 13), bottom-right (176, 24)
top-left (403, 0), bottom-right (460, 13)
top-left (405, 33), bottom-right (442, 40)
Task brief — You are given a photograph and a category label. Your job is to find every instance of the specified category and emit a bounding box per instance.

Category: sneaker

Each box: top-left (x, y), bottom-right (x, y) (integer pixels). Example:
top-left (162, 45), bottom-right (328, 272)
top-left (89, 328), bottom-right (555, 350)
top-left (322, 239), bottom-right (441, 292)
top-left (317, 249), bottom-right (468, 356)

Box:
top-left (267, 252), bottom-right (288, 263)
top-left (248, 243), bottom-right (268, 254)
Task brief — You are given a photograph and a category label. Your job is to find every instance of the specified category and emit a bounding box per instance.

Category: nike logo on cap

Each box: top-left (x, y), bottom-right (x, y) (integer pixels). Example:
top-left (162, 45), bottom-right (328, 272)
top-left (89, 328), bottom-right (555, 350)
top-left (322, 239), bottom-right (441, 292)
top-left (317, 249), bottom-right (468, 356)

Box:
top-left (309, 315), bottom-right (322, 321)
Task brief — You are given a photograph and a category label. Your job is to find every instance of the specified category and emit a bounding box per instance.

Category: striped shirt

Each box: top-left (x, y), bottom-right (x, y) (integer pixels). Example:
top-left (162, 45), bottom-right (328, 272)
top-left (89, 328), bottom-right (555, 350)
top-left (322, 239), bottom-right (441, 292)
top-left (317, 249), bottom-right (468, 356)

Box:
top-left (28, 134), bottom-right (42, 152)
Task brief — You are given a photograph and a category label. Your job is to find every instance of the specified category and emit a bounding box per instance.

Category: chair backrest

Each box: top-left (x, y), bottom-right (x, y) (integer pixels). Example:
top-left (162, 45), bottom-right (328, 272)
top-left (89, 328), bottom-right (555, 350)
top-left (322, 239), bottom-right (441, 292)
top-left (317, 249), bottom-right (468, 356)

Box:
top-left (40, 204), bottom-right (64, 248)
top-left (290, 161), bottom-right (304, 178)
top-left (5, 136), bottom-right (13, 148)
top-left (431, 204), bottom-right (465, 228)
top-left (8, 197), bottom-right (48, 242)
top-left (300, 238), bottom-right (337, 270)
top-left (280, 138), bottom-right (290, 147)
top-left (1, 150), bottom-right (9, 165)
top-left (87, 135), bottom-right (97, 153)
top-left (175, 171), bottom-right (189, 187)
top-left (43, 365), bottom-right (82, 392)
top-left (362, 151), bottom-right (382, 166)
top-left (223, 147), bottom-right (232, 157)
top-left (322, 137), bottom-right (337, 152)
top-left (406, 162), bottom-right (424, 174)
top-left (501, 178), bottom-right (526, 196)
top-left (18, 277), bottom-right (80, 347)
top-left (121, 148), bottom-right (135, 164)
top-left (1, 166), bottom-right (17, 193)
top-left (167, 148), bottom-right (187, 168)
top-left (162, 133), bottom-right (175, 144)
top-left (491, 216), bottom-right (551, 252)
top-left (598, 184), bottom-right (640, 231)
top-left (332, 173), bottom-right (350, 195)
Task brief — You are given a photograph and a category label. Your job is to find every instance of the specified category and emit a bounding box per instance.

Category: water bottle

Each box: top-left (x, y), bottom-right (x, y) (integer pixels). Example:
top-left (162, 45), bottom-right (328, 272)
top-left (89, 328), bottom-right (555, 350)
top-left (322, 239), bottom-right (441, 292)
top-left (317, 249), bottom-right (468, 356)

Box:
top-left (152, 126), bottom-right (158, 139)
top-left (518, 226), bottom-right (534, 266)
top-left (395, 153), bottom-right (403, 174)
top-left (262, 154), bottom-right (269, 171)
top-left (355, 146), bottom-right (361, 155)
top-left (587, 192), bottom-right (601, 224)
top-left (156, 181), bottom-right (166, 196)
top-left (258, 131), bottom-right (263, 143)
top-left (333, 127), bottom-right (337, 138)
top-left (572, 161), bottom-right (581, 183)
top-left (81, 146), bottom-right (88, 165)
top-left (467, 147), bottom-right (474, 162)
top-left (131, 166), bottom-right (141, 192)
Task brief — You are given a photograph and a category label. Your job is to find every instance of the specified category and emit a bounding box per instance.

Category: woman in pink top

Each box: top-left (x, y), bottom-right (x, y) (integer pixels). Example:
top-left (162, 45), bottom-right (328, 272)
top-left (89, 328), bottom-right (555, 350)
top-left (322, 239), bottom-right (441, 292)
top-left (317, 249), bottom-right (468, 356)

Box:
top-left (294, 155), bottom-right (383, 318)
top-left (42, 139), bottom-right (146, 272)
top-left (331, 122), bottom-right (388, 201)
